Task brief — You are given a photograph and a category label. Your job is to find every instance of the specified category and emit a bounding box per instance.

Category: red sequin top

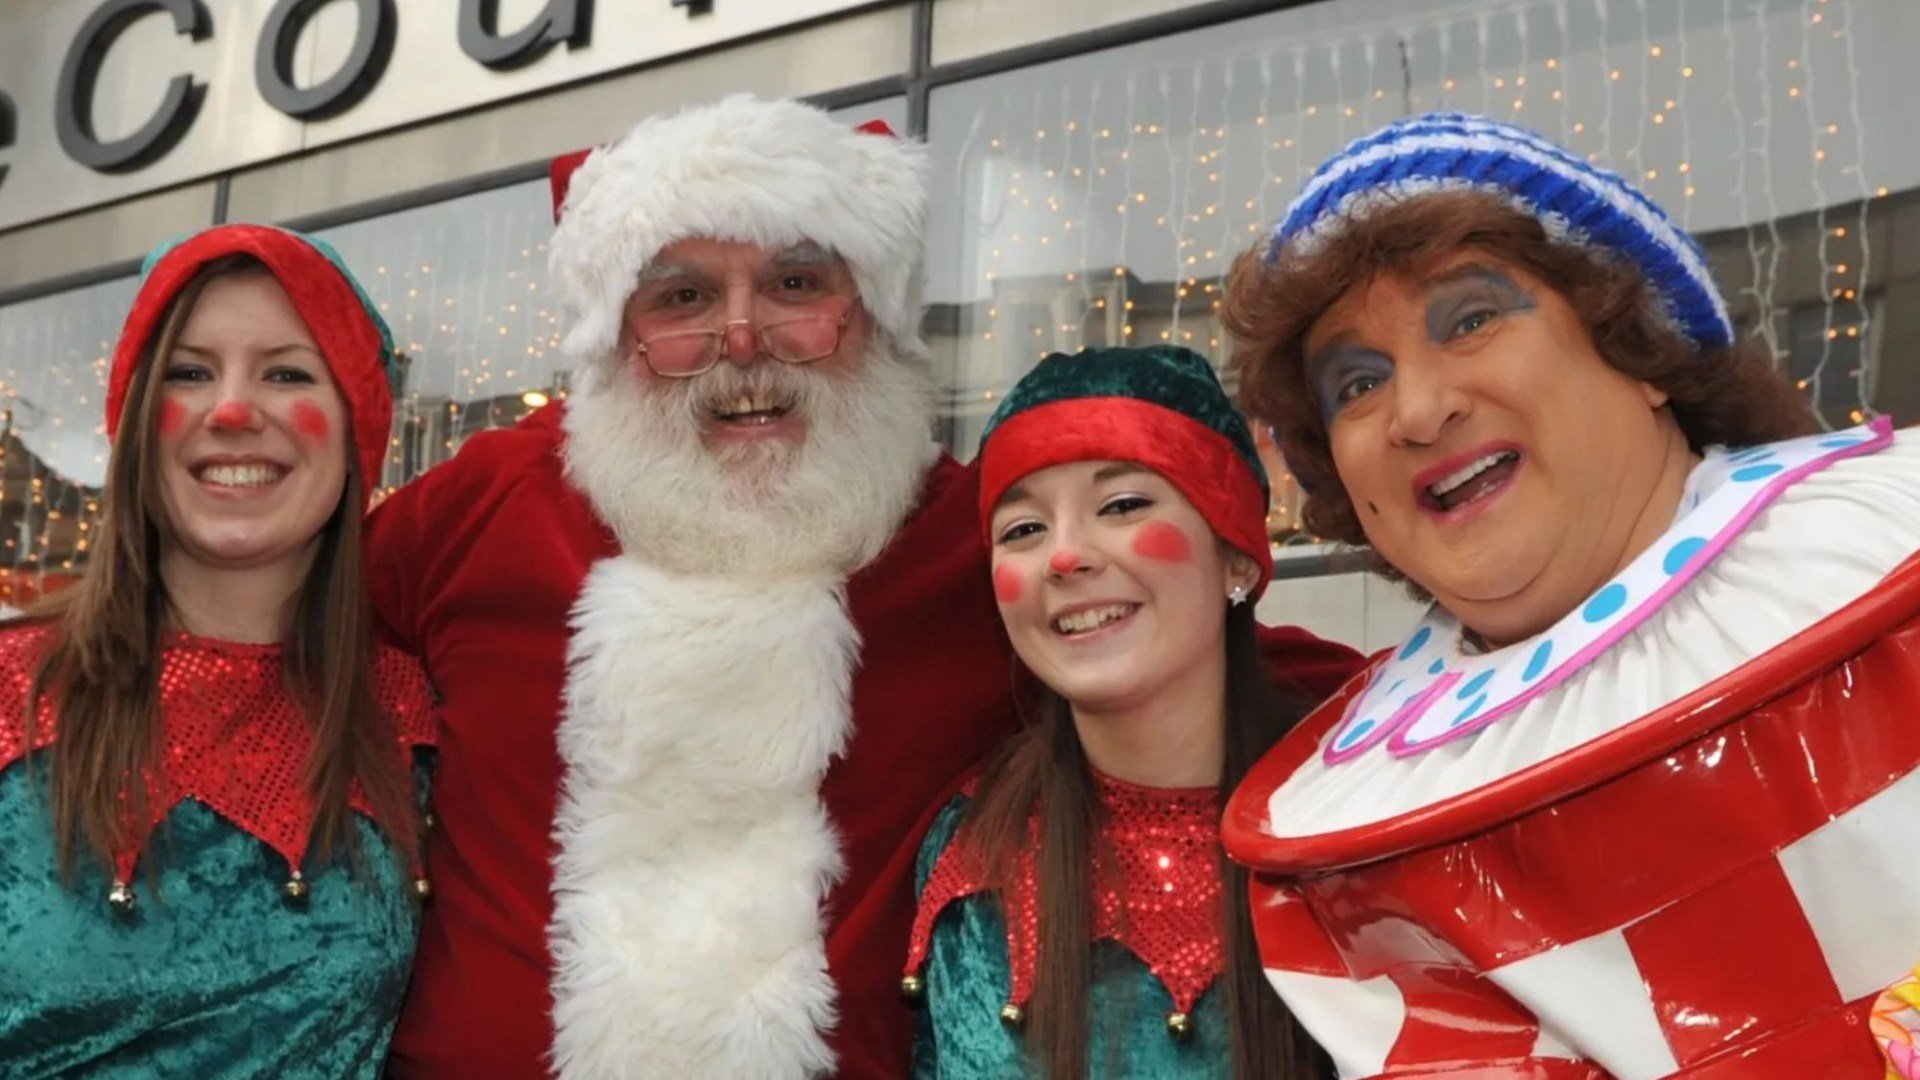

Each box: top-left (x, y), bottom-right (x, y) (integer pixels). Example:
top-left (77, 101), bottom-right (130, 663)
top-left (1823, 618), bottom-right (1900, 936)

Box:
top-left (906, 770), bottom-right (1225, 1013)
top-left (0, 622), bottom-right (435, 882)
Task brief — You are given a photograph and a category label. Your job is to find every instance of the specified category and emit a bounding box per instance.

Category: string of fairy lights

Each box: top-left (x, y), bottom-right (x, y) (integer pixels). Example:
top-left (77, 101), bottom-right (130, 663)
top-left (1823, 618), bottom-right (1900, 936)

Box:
top-left (0, 0), bottom-right (1901, 594)
top-left (948, 0), bottom-right (1891, 540)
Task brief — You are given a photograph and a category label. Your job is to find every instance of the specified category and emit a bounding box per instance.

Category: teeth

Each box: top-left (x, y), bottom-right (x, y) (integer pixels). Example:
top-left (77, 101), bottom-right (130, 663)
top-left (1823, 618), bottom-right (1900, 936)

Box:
top-left (201, 463), bottom-right (282, 487)
top-left (1053, 604), bottom-right (1134, 634)
top-left (1429, 451), bottom-right (1517, 498)
top-left (715, 392), bottom-right (788, 419)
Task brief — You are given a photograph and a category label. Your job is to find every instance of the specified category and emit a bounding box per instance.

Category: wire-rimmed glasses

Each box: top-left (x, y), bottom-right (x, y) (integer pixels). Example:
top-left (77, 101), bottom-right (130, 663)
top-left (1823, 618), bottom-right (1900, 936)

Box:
top-left (631, 309), bottom-right (854, 379)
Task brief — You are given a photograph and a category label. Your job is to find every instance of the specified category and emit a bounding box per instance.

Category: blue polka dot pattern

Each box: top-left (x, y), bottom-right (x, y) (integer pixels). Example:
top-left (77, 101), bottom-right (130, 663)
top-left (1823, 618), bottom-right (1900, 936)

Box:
top-left (1338, 718), bottom-right (1377, 748)
top-left (1457, 670), bottom-right (1495, 699)
top-left (1819, 436), bottom-right (1866, 449)
top-left (1583, 583), bottom-right (1628, 622)
top-left (1428, 657), bottom-right (1445, 675)
top-left (1731, 463), bottom-right (1785, 483)
top-left (1451, 694), bottom-right (1488, 727)
top-left (1399, 626), bottom-right (1432, 660)
top-left (1523, 640), bottom-right (1554, 682)
top-left (1663, 536), bottom-right (1707, 576)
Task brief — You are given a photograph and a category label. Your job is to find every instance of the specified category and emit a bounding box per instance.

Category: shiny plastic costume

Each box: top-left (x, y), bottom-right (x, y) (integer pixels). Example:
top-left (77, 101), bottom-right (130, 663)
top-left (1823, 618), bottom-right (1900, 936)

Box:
top-left (1224, 422), bottom-right (1920, 1079)
top-left (0, 625), bottom-right (434, 1078)
top-left (908, 776), bottom-right (1233, 1079)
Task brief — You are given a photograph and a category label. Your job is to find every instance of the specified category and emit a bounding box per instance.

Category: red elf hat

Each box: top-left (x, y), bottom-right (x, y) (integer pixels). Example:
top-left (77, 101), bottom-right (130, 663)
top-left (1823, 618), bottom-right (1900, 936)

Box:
top-left (976, 346), bottom-right (1274, 598)
top-left (104, 224), bottom-right (398, 500)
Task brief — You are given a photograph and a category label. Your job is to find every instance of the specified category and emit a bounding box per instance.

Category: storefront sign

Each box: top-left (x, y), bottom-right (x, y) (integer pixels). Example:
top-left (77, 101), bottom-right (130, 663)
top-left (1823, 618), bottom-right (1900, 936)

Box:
top-left (0, 0), bottom-right (870, 229)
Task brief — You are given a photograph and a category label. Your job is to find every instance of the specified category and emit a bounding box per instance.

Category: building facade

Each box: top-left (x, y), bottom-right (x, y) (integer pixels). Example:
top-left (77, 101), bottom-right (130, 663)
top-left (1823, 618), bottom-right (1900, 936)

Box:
top-left (1, 0), bottom-right (1913, 648)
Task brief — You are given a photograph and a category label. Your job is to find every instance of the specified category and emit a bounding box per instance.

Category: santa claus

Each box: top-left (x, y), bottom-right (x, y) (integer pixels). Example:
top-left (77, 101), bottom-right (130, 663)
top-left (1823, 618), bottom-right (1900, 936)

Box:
top-left (370, 95), bottom-right (1357, 1079)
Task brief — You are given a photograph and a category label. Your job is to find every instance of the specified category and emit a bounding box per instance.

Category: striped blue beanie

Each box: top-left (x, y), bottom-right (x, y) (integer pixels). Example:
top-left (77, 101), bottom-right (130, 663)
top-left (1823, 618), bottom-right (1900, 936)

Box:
top-left (1269, 112), bottom-right (1733, 352)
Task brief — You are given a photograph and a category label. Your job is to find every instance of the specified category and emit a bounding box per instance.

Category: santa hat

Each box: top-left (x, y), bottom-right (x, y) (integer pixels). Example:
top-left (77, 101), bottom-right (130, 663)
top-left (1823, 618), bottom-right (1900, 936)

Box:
top-left (1270, 112), bottom-right (1732, 352)
top-left (546, 95), bottom-right (928, 382)
top-left (105, 224), bottom-right (398, 499)
top-left (976, 346), bottom-right (1274, 598)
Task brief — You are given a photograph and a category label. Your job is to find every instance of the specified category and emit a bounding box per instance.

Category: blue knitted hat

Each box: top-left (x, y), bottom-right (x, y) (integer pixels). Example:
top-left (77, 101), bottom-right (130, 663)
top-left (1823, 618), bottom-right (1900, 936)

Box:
top-left (1269, 112), bottom-right (1733, 352)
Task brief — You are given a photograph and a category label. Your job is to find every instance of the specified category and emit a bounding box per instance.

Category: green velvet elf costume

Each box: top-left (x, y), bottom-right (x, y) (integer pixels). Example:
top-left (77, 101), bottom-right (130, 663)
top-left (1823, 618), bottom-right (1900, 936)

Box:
top-left (0, 225), bottom-right (434, 1078)
top-left (905, 345), bottom-right (1302, 1079)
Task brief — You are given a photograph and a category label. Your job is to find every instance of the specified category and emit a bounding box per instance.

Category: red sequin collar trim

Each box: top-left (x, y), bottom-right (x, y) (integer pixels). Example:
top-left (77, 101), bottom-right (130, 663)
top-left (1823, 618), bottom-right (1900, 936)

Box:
top-left (906, 769), bottom-right (1224, 1012)
top-left (0, 624), bottom-right (435, 882)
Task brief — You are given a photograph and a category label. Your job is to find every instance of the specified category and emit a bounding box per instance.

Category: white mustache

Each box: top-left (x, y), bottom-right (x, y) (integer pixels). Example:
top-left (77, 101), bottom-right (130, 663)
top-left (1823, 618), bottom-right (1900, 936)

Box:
top-left (681, 365), bottom-right (816, 418)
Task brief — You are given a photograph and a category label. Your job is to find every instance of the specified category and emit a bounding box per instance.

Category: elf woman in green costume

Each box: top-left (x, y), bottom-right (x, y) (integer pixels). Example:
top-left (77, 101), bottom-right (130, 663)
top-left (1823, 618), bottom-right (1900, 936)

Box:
top-left (905, 345), bottom-right (1327, 1079)
top-left (0, 224), bottom-right (433, 1077)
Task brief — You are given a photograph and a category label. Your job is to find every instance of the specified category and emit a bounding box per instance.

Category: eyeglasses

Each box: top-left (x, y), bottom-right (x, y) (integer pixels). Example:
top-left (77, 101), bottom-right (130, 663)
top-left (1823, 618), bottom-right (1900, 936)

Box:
top-left (631, 310), bottom-right (853, 379)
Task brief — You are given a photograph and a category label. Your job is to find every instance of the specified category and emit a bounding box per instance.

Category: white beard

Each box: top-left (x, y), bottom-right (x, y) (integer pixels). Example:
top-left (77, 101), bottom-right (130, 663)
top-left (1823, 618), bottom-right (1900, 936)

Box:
top-left (548, 338), bottom-right (938, 1078)
top-left (562, 339), bottom-right (938, 579)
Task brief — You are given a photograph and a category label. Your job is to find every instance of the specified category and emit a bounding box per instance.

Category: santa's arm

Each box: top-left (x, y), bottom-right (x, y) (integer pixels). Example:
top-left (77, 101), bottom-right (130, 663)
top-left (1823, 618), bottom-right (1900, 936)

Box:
top-left (364, 469), bottom-right (439, 654)
top-left (1257, 621), bottom-right (1367, 703)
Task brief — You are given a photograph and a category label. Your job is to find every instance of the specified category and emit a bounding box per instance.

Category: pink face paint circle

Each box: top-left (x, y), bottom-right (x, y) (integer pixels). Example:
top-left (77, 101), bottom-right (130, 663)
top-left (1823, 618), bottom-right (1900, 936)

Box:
top-left (209, 399), bottom-right (256, 430)
top-left (992, 563), bottom-right (1025, 605)
top-left (291, 400), bottom-right (333, 443)
top-left (156, 398), bottom-right (186, 438)
top-left (1131, 520), bottom-right (1195, 563)
top-left (1047, 548), bottom-right (1081, 574)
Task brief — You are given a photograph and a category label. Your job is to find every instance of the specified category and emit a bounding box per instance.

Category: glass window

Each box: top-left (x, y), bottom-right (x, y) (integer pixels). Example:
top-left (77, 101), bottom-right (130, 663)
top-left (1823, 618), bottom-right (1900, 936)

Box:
top-left (924, 0), bottom-right (1918, 543)
top-left (0, 276), bottom-right (135, 595)
top-left (310, 178), bottom-right (561, 491)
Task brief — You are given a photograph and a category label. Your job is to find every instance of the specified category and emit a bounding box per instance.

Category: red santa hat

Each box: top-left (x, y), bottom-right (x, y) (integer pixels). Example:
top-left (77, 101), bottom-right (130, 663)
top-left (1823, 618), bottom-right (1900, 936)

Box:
top-left (545, 95), bottom-right (928, 382)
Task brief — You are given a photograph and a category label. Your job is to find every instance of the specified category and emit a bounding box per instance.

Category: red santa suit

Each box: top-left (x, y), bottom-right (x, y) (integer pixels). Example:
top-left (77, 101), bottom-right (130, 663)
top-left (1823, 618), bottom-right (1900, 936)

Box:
top-left (373, 96), bottom-right (1359, 1080)
top-left (1224, 418), bottom-right (1920, 1079)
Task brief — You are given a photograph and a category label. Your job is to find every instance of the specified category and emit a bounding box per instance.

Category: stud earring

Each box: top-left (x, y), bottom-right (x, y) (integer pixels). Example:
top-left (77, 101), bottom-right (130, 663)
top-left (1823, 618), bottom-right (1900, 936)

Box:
top-left (1229, 584), bottom-right (1250, 607)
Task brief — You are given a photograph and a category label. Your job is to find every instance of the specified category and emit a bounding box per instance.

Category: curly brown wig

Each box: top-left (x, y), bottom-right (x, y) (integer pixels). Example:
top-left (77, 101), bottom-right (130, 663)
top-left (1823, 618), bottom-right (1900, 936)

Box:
top-left (1223, 189), bottom-right (1816, 550)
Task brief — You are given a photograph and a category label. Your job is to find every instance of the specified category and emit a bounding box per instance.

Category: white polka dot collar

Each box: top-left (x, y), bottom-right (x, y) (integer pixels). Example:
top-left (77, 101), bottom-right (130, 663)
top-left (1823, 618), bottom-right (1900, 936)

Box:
top-left (1323, 417), bottom-right (1894, 766)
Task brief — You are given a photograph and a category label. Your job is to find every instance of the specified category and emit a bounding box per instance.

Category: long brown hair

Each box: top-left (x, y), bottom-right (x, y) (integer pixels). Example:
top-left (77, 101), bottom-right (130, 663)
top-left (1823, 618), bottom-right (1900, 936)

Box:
top-left (963, 605), bottom-right (1327, 1078)
top-left (1224, 188), bottom-right (1816, 553)
top-left (23, 255), bottom-right (417, 880)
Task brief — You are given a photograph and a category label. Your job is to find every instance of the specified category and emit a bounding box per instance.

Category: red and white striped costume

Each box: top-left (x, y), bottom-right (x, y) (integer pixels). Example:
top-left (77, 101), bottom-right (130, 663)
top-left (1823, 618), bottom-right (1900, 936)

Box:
top-left (1224, 429), bottom-right (1920, 1078)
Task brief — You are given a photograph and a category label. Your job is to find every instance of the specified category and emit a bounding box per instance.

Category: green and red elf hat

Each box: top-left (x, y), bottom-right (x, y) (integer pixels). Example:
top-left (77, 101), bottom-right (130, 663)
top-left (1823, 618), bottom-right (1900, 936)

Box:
top-left (976, 345), bottom-right (1275, 597)
top-left (103, 224), bottom-right (400, 500)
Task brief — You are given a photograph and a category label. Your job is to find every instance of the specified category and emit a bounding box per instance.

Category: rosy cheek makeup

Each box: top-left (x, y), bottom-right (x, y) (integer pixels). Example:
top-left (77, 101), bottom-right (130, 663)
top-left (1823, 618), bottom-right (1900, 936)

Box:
top-left (157, 398), bottom-right (186, 438)
top-left (992, 563), bottom-right (1026, 605)
top-left (291, 400), bottom-right (333, 443)
top-left (1131, 520), bottom-right (1194, 563)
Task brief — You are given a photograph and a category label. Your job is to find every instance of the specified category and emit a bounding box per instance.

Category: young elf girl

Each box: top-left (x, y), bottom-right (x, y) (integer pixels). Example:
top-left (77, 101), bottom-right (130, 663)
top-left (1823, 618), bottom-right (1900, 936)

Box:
top-left (0, 225), bottom-right (433, 1077)
top-left (906, 345), bottom-right (1327, 1079)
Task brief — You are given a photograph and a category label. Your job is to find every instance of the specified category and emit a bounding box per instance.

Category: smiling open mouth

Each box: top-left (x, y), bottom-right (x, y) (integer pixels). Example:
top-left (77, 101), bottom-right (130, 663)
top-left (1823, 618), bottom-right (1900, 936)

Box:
top-left (1422, 449), bottom-right (1520, 513)
top-left (709, 392), bottom-right (797, 425)
top-left (193, 463), bottom-right (286, 487)
top-left (1052, 603), bottom-right (1139, 636)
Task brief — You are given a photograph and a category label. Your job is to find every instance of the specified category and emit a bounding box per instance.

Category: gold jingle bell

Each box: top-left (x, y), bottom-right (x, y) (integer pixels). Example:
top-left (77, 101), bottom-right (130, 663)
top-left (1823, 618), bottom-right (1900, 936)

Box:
top-left (282, 870), bottom-right (310, 903)
top-left (411, 876), bottom-right (434, 903)
top-left (107, 879), bottom-right (136, 916)
top-left (1165, 1011), bottom-right (1194, 1041)
top-left (998, 1002), bottom-right (1026, 1029)
top-left (898, 974), bottom-right (925, 1004)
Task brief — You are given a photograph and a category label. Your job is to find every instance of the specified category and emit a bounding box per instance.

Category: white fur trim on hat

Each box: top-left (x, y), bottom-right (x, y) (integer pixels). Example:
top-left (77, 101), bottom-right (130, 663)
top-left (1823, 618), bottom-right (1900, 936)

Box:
top-left (548, 95), bottom-right (928, 381)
